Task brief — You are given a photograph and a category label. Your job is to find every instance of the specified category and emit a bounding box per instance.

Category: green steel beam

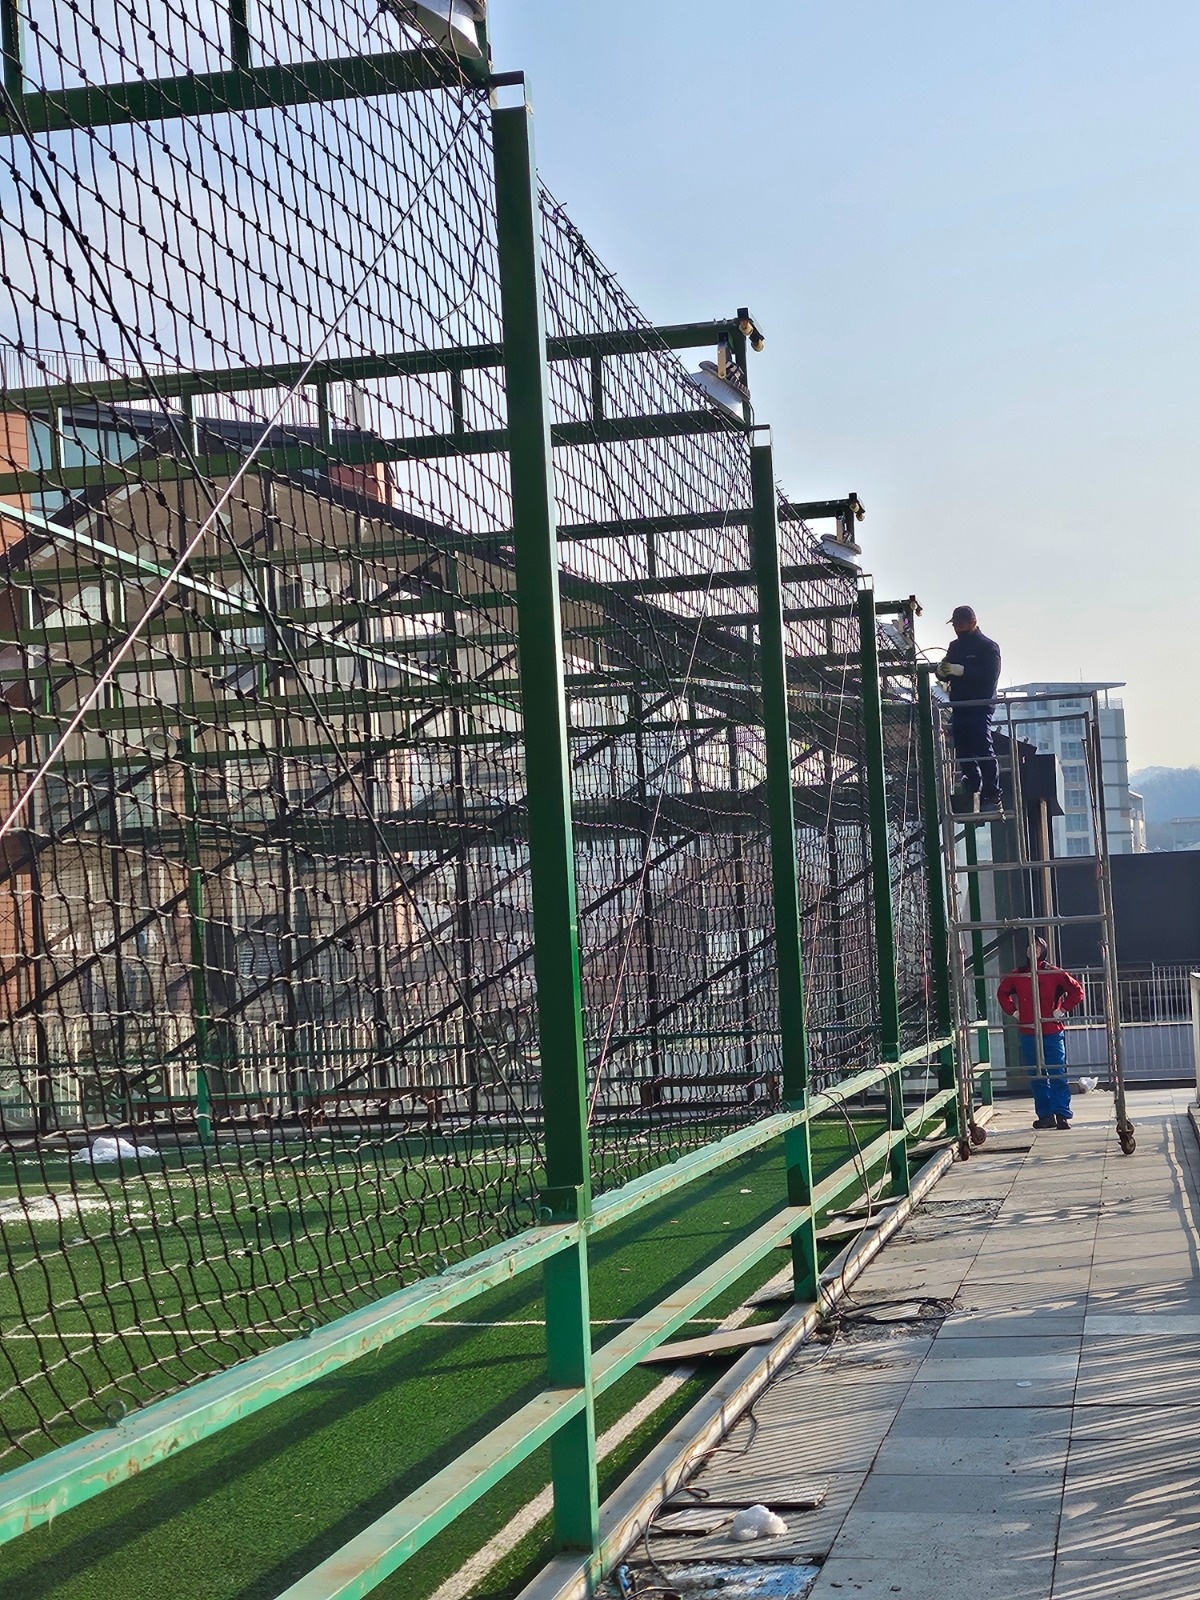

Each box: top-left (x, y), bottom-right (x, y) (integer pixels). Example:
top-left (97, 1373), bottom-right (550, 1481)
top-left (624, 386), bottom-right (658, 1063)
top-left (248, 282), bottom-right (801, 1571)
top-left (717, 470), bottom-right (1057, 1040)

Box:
top-left (0, 409), bottom-right (743, 498)
top-left (917, 665), bottom-right (957, 1133)
top-left (856, 586), bottom-right (910, 1197)
top-left (0, 1223), bottom-right (579, 1545)
top-left (0, 325), bottom-right (740, 412)
top-left (750, 431), bottom-right (820, 1302)
top-left (493, 87), bottom-right (598, 1553)
top-left (0, 48), bottom-right (479, 139)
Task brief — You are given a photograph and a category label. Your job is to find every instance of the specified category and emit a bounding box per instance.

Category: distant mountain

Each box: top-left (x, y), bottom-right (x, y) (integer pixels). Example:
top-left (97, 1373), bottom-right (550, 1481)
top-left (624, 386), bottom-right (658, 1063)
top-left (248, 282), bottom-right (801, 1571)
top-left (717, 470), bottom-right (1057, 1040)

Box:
top-left (1131, 767), bottom-right (1200, 823)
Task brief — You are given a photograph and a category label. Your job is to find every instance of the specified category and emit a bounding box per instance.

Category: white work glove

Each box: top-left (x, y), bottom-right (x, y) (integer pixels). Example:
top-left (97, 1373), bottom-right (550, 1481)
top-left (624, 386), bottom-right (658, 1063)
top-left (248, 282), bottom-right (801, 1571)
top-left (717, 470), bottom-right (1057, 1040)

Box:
top-left (1053, 1008), bottom-right (1066, 1021)
top-left (945, 662), bottom-right (965, 677)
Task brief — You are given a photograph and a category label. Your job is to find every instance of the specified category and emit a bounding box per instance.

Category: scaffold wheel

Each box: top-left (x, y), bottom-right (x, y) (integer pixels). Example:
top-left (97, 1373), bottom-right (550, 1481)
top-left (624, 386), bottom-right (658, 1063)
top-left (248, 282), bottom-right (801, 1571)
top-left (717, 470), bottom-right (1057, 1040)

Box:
top-left (958, 1136), bottom-right (973, 1162)
top-left (1118, 1126), bottom-right (1136, 1155)
top-left (969, 1123), bottom-right (987, 1147)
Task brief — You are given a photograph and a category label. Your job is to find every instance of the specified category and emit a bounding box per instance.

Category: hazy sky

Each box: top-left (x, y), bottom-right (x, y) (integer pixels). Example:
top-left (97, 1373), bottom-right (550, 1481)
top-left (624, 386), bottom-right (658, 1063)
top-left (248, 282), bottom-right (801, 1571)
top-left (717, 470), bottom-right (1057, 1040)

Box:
top-left (488, 2), bottom-right (1199, 771)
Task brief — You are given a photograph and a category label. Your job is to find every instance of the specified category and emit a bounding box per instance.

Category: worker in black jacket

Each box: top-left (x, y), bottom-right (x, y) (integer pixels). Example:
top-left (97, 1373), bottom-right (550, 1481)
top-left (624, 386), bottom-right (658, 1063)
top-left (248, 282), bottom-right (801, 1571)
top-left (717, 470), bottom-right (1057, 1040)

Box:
top-left (936, 605), bottom-right (1002, 812)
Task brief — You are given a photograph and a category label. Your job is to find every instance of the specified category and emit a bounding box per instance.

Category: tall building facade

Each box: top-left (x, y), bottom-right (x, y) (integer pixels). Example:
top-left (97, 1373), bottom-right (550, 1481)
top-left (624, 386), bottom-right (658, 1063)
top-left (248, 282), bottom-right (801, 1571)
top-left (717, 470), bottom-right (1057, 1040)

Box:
top-left (1002, 682), bottom-right (1142, 856)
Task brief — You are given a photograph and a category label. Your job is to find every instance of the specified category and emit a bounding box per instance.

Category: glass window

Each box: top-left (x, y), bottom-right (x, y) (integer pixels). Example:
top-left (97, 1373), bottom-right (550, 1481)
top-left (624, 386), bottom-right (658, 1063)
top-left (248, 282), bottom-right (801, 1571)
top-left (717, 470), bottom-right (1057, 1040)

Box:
top-left (1066, 837), bottom-right (1090, 856)
top-left (1064, 787), bottom-right (1088, 809)
top-left (1066, 812), bottom-right (1090, 833)
top-left (1061, 740), bottom-right (1085, 760)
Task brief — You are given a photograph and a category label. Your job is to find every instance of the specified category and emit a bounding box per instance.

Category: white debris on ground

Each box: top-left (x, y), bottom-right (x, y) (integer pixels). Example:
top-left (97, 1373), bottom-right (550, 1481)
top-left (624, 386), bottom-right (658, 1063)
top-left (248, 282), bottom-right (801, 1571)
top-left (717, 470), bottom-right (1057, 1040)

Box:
top-left (70, 1137), bottom-right (157, 1165)
top-left (729, 1505), bottom-right (789, 1541)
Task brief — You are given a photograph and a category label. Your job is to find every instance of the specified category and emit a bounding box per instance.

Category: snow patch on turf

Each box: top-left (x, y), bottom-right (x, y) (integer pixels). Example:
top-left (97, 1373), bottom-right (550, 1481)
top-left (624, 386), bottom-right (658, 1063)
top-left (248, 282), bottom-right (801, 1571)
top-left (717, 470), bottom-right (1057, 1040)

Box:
top-left (0, 1192), bottom-right (149, 1225)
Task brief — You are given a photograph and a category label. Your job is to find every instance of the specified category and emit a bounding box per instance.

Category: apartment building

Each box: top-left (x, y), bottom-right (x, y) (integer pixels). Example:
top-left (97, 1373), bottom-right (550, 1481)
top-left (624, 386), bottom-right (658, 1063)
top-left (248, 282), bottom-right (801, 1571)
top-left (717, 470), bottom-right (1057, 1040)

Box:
top-left (1002, 682), bottom-right (1142, 856)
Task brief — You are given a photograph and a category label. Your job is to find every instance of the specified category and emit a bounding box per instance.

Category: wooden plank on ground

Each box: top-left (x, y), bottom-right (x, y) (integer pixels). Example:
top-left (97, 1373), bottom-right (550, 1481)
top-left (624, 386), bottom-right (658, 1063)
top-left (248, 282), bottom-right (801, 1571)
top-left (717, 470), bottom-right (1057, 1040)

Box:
top-left (639, 1321), bottom-right (788, 1364)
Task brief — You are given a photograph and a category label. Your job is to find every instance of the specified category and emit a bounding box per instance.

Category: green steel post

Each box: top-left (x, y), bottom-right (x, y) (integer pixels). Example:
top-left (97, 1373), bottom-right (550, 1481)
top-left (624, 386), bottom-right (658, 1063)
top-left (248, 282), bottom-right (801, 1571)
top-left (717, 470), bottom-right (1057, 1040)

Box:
top-left (228, 0), bottom-right (251, 69)
top-left (916, 666), bottom-right (958, 1132)
top-left (749, 433), bottom-right (820, 1301)
top-left (856, 588), bottom-right (910, 1194)
top-left (963, 824), bottom-right (994, 1103)
top-left (492, 85), bottom-right (598, 1555)
top-left (181, 731), bottom-right (212, 1145)
top-left (1, 0), bottom-right (22, 99)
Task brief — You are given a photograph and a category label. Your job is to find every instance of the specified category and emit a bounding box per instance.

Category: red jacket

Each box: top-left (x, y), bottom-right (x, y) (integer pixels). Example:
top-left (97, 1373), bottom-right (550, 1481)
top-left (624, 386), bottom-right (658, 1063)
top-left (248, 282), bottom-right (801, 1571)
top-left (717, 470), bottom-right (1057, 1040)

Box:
top-left (997, 961), bottom-right (1085, 1035)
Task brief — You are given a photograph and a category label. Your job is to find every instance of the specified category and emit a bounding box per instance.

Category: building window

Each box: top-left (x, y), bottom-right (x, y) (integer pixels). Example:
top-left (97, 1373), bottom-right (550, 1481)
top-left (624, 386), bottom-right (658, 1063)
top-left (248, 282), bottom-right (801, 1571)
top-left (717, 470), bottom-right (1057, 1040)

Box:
top-left (1061, 740), bottom-right (1085, 761)
top-left (1064, 787), bottom-right (1088, 810)
top-left (1066, 812), bottom-right (1090, 833)
top-left (1066, 837), bottom-right (1089, 856)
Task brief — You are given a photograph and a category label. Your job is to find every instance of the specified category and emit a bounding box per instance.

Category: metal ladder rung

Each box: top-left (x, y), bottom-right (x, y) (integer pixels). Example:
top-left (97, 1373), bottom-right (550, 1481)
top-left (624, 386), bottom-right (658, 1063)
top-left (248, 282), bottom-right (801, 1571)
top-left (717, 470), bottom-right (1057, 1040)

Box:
top-left (949, 857), bottom-right (1095, 874)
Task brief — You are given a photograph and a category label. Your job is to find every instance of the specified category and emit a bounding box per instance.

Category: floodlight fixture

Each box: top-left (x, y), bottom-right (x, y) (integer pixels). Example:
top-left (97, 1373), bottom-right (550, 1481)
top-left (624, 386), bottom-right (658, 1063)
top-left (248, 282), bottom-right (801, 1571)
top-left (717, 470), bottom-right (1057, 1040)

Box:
top-left (818, 493), bottom-right (865, 569)
top-left (737, 307), bottom-right (766, 352)
top-left (691, 359), bottom-right (749, 420)
top-left (392, 0), bottom-right (486, 59)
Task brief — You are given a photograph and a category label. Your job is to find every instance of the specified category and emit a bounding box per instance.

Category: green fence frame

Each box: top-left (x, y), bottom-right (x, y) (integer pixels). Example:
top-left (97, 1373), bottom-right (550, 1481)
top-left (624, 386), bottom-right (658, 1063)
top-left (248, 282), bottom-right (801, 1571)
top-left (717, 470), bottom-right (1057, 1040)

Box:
top-left (0, 37), bottom-right (967, 1600)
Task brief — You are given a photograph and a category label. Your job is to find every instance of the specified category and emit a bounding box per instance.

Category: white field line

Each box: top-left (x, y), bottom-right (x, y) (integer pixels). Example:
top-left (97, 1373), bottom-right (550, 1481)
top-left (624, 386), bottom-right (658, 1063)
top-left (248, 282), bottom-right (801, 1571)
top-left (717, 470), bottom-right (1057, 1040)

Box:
top-left (427, 1268), bottom-right (794, 1600)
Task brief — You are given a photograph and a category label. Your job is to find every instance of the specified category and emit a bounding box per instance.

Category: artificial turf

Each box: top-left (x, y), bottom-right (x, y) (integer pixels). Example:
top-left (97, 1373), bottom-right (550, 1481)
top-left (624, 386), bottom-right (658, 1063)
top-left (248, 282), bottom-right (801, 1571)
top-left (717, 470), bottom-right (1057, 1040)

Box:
top-left (0, 1111), bottom-right (896, 1600)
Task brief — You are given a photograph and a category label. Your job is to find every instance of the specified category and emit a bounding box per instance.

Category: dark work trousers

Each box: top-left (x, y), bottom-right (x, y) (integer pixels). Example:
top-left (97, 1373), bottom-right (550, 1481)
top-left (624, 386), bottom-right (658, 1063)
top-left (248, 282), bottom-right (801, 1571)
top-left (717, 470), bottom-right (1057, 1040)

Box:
top-left (950, 705), bottom-right (1000, 799)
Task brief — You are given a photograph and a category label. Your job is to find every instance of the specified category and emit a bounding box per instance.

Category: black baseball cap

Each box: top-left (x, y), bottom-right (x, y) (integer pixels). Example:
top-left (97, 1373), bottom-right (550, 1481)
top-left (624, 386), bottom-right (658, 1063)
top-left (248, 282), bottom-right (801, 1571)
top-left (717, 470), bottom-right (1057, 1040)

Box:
top-left (948, 605), bottom-right (977, 626)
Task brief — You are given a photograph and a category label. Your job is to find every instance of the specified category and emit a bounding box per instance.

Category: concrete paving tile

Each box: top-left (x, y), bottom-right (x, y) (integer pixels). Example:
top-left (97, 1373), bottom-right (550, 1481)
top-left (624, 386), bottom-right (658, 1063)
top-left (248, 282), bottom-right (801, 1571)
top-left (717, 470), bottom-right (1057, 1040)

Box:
top-left (1087, 1262), bottom-right (1198, 1290)
top-left (873, 1404), bottom-right (1070, 1476)
top-left (913, 1353), bottom-right (1079, 1384)
top-left (926, 1334), bottom-right (1081, 1360)
top-left (1058, 1467), bottom-right (1200, 1558)
top-left (1074, 1358), bottom-right (1200, 1407)
top-left (1052, 1552), bottom-right (1200, 1599)
top-left (831, 1506), bottom-right (1061, 1560)
top-left (900, 1376), bottom-right (1075, 1409)
top-left (1085, 1311), bottom-right (1200, 1334)
top-left (955, 1284), bottom-right (1089, 1314)
top-left (939, 1308), bottom-right (1086, 1337)
top-left (811, 1553), bottom-right (1056, 1600)
top-left (1065, 1430), bottom-right (1200, 1489)
top-left (1066, 1404), bottom-right (1200, 1443)
top-left (1085, 1282), bottom-right (1200, 1312)
top-left (966, 1257), bottom-right (1097, 1285)
top-left (853, 1469), bottom-right (1062, 1516)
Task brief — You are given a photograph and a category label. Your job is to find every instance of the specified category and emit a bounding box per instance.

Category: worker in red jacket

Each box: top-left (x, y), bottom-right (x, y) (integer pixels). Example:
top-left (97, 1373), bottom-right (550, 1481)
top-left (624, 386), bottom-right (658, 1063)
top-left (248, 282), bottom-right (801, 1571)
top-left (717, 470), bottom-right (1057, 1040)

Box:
top-left (997, 938), bottom-right (1085, 1130)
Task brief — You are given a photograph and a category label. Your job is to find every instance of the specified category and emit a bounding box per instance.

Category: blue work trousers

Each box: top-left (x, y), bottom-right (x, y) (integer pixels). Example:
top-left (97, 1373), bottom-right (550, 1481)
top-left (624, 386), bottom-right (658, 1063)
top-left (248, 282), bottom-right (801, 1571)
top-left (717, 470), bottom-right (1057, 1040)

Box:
top-left (950, 705), bottom-right (1000, 800)
top-left (1019, 1032), bottom-right (1071, 1121)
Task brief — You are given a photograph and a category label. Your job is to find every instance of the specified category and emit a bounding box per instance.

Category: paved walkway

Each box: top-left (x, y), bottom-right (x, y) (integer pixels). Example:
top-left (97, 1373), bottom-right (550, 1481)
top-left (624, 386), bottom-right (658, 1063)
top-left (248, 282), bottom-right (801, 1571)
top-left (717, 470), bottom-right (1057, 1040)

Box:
top-left (642, 1087), bottom-right (1200, 1600)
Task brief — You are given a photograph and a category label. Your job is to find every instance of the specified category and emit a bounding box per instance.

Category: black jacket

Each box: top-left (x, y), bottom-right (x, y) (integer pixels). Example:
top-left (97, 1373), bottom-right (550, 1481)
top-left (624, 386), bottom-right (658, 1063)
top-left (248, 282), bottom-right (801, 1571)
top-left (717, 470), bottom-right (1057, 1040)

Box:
top-left (945, 630), bottom-right (1001, 705)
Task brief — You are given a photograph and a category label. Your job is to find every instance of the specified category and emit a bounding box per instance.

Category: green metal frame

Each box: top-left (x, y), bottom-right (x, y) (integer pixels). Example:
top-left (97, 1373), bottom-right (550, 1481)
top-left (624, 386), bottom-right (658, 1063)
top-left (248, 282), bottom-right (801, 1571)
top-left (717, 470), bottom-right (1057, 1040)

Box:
top-left (0, 28), bottom-right (968, 1595)
top-left (856, 587), bottom-right (910, 1196)
top-left (493, 86), bottom-right (598, 1552)
top-left (917, 665), bottom-right (957, 1133)
top-left (750, 430), bottom-right (820, 1302)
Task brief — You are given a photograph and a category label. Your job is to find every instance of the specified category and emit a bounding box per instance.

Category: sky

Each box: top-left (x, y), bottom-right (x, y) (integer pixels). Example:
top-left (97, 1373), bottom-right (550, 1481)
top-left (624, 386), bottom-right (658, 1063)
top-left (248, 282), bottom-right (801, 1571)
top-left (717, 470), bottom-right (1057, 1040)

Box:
top-left (487, 1), bottom-right (1200, 771)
